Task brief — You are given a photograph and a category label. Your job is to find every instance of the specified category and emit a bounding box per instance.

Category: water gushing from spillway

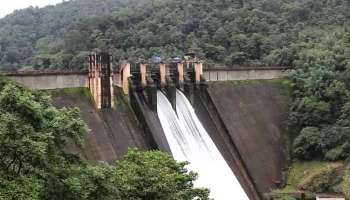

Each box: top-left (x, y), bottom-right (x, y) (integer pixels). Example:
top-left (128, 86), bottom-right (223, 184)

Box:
top-left (157, 90), bottom-right (249, 200)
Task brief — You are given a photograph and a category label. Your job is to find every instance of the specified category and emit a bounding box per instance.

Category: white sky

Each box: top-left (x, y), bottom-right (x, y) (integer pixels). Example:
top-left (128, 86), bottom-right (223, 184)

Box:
top-left (0, 0), bottom-right (64, 18)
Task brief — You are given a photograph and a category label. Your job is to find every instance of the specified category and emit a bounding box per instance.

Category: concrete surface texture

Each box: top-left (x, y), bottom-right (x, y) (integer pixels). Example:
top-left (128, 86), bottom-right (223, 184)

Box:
top-left (204, 69), bottom-right (286, 81)
top-left (4, 67), bottom-right (287, 90)
top-left (193, 88), bottom-right (261, 200)
top-left (9, 74), bottom-right (88, 90)
top-left (206, 81), bottom-right (288, 195)
top-left (51, 89), bottom-right (151, 163)
top-left (129, 90), bottom-right (171, 153)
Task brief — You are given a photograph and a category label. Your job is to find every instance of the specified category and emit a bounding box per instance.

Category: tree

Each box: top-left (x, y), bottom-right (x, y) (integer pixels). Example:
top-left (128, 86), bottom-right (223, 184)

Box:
top-left (293, 127), bottom-right (323, 159)
top-left (114, 149), bottom-right (210, 200)
top-left (1, 0), bottom-right (349, 69)
top-left (289, 32), bottom-right (350, 161)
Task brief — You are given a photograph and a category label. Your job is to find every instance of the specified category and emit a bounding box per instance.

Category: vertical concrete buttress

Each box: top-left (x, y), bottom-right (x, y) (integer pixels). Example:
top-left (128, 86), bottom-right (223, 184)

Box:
top-left (146, 77), bottom-right (157, 111)
top-left (121, 63), bottom-right (131, 95)
top-left (140, 63), bottom-right (147, 86)
top-left (109, 55), bottom-right (115, 108)
top-left (160, 63), bottom-right (166, 87)
top-left (177, 62), bottom-right (184, 84)
top-left (97, 69), bottom-right (101, 108)
top-left (88, 52), bottom-right (115, 109)
top-left (195, 62), bottom-right (203, 83)
top-left (165, 77), bottom-right (176, 110)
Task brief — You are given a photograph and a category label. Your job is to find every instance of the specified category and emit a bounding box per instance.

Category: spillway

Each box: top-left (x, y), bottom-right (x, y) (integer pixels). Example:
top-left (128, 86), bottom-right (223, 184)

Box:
top-left (157, 90), bottom-right (249, 200)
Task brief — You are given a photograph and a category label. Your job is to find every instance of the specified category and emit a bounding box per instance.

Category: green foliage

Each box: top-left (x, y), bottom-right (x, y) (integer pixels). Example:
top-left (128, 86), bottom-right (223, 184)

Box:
top-left (298, 164), bottom-right (344, 193)
top-left (0, 176), bottom-right (42, 200)
top-left (0, 82), bottom-right (88, 178)
top-left (41, 164), bottom-right (119, 200)
top-left (273, 196), bottom-right (296, 200)
top-left (284, 161), bottom-right (334, 190)
top-left (293, 127), bottom-right (323, 159)
top-left (276, 161), bottom-right (349, 199)
top-left (289, 32), bottom-right (350, 161)
top-left (115, 149), bottom-right (210, 200)
top-left (338, 169), bottom-right (350, 199)
top-left (0, 78), bottom-right (88, 199)
top-left (0, 0), bottom-right (349, 69)
top-left (0, 0), bottom-right (128, 70)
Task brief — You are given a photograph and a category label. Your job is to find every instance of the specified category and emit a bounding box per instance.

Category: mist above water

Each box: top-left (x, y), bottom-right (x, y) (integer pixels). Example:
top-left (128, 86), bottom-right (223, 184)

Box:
top-left (157, 90), bottom-right (248, 200)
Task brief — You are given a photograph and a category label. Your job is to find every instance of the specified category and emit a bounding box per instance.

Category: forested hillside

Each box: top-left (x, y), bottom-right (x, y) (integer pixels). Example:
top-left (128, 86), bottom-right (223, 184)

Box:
top-left (0, 0), bottom-right (131, 70)
top-left (0, 0), bottom-right (349, 70)
top-left (290, 32), bottom-right (350, 161)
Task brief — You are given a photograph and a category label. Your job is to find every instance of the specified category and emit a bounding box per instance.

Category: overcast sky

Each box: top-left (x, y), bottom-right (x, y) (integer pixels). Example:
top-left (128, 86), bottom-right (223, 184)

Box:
top-left (0, 0), bottom-right (64, 18)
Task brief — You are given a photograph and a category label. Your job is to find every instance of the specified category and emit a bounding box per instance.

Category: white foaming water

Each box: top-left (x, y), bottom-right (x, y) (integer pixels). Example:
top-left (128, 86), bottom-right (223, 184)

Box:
top-left (157, 90), bottom-right (249, 200)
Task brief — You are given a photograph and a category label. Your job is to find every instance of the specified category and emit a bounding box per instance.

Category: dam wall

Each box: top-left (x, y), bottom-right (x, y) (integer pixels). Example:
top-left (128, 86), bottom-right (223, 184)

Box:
top-left (128, 88), bottom-right (171, 153)
top-left (193, 85), bottom-right (261, 200)
top-left (2, 66), bottom-right (290, 198)
top-left (2, 66), bottom-right (288, 90)
top-left (204, 81), bottom-right (289, 195)
top-left (5, 71), bottom-right (88, 90)
top-left (50, 88), bottom-right (152, 163)
top-left (203, 67), bottom-right (288, 81)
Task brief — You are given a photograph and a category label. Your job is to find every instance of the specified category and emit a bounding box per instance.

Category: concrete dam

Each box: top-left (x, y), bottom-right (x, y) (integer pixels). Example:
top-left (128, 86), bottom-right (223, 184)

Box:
top-left (3, 53), bottom-right (289, 200)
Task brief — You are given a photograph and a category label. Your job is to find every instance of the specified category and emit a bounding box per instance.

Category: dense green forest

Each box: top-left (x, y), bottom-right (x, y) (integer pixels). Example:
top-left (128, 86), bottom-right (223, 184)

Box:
top-left (272, 31), bottom-right (350, 200)
top-left (289, 32), bottom-right (350, 161)
top-left (0, 0), bottom-right (349, 70)
top-left (0, 77), bottom-right (209, 200)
